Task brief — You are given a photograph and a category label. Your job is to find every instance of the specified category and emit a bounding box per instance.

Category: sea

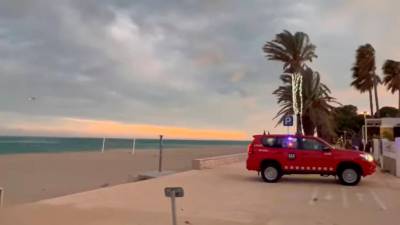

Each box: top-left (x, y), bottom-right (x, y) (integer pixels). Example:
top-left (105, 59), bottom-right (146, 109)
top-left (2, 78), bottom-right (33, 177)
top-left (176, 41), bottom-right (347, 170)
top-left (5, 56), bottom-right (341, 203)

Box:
top-left (0, 136), bottom-right (249, 155)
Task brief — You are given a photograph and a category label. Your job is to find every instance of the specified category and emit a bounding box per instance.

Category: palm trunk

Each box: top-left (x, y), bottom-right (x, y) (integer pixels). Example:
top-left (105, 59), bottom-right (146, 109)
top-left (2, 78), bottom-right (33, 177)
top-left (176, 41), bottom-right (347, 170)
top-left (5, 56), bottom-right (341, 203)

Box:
top-left (302, 113), bottom-right (315, 136)
top-left (368, 89), bottom-right (374, 116)
top-left (292, 72), bottom-right (303, 135)
top-left (373, 81), bottom-right (380, 118)
top-left (296, 113), bottom-right (302, 135)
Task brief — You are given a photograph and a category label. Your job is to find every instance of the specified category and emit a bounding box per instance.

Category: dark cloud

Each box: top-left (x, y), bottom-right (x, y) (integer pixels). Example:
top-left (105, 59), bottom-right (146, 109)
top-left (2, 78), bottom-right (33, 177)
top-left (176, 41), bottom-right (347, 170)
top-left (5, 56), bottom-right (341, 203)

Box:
top-left (0, 0), bottom-right (399, 135)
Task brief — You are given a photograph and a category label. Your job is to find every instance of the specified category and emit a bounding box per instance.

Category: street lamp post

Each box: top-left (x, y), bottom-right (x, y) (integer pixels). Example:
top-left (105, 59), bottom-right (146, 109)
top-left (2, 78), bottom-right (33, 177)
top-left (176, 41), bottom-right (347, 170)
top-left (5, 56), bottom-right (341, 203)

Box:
top-left (158, 135), bottom-right (163, 172)
top-left (363, 111), bottom-right (368, 152)
top-left (0, 187), bottom-right (4, 208)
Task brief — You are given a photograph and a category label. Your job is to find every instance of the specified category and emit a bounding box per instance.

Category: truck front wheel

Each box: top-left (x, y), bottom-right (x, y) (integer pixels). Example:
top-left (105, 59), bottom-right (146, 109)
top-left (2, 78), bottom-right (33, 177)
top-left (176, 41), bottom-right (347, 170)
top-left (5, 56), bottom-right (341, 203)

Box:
top-left (338, 167), bottom-right (361, 186)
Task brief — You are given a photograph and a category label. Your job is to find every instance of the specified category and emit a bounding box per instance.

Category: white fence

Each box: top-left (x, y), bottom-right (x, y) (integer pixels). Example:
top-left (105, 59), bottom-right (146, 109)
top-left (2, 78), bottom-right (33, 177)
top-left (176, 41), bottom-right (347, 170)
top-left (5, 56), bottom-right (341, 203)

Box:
top-left (375, 138), bottom-right (400, 176)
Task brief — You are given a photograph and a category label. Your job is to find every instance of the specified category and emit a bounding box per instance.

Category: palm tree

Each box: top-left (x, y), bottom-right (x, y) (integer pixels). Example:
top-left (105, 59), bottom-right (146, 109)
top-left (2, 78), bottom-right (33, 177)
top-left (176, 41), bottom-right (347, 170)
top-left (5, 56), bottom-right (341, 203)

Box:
top-left (351, 44), bottom-right (381, 117)
top-left (382, 59), bottom-right (400, 109)
top-left (302, 67), bottom-right (339, 139)
top-left (273, 67), bottom-right (339, 139)
top-left (263, 30), bottom-right (317, 134)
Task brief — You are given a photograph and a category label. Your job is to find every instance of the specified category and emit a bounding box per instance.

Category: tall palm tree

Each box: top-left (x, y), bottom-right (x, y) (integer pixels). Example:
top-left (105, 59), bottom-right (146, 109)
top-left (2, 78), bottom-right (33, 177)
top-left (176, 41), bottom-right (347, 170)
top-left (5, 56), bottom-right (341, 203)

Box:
top-left (382, 59), bottom-right (400, 109)
top-left (263, 30), bottom-right (317, 134)
top-left (273, 67), bottom-right (339, 139)
top-left (302, 67), bottom-right (338, 139)
top-left (351, 44), bottom-right (381, 117)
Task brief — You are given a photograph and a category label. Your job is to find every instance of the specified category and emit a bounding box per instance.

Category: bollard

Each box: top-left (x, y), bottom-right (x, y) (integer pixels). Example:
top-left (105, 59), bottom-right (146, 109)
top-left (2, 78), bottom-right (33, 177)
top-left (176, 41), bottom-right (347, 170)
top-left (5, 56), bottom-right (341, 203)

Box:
top-left (158, 135), bottom-right (163, 172)
top-left (0, 187), bottom-right (4, 208)
top-left (131, 137), bottom-right (136, 155)
top-left (101, 137), bottom-right (106, 153)
top-left (165, 187), bottom-right (184, 225)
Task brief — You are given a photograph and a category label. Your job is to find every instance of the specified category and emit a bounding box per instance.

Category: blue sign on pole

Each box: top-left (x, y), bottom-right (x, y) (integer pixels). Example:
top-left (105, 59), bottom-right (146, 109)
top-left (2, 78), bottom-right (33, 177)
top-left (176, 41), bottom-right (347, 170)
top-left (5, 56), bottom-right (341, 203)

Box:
top-left (283, 115), bottom-right (293, 126)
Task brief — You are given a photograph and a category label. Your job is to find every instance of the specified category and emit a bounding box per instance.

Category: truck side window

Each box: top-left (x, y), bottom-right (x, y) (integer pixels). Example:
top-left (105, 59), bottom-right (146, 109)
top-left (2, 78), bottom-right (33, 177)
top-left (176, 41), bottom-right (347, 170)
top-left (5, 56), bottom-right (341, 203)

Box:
top-left (300, 138), bottom-right (326, 150)
top-left (261, 137), bottom-right (276, 147)
top-left (276, 137), bottom-right (298, 149)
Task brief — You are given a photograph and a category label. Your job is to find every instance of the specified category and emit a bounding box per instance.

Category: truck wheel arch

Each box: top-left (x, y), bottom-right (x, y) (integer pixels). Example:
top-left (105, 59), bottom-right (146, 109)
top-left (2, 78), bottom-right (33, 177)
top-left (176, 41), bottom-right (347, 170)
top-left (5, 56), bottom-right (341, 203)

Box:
top-left (260, 159), bottom-right (282, 171)
top-left (336, 161), bottom-right (363, 175)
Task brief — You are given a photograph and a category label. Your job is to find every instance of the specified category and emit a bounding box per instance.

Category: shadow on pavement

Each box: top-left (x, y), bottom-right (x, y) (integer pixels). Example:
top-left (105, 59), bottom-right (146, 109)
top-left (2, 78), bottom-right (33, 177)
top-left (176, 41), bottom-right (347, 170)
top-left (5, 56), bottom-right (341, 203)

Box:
top-left (222, 173), bottom-right (338, 185)
top-left (280, 176), bottom-right (338, 185)
top-left (220, 169), bottom-right (386, 187)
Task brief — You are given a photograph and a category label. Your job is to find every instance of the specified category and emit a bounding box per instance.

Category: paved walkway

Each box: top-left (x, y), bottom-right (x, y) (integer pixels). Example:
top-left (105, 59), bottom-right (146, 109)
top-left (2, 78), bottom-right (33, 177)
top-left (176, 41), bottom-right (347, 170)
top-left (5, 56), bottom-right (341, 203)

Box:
top-left (1, 162), bottom-right (400, 225)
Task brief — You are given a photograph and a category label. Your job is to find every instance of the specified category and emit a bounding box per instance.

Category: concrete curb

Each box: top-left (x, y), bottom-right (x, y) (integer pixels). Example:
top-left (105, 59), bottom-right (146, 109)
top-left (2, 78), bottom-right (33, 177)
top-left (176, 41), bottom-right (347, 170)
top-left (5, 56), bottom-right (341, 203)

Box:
top-left (192, 153), bottom-right (246, 170)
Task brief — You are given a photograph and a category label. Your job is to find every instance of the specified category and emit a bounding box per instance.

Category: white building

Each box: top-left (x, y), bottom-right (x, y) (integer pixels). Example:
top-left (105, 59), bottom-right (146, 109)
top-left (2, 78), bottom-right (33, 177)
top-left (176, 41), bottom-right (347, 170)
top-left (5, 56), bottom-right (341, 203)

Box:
top-left (369, 117), bottom-right (400, 176)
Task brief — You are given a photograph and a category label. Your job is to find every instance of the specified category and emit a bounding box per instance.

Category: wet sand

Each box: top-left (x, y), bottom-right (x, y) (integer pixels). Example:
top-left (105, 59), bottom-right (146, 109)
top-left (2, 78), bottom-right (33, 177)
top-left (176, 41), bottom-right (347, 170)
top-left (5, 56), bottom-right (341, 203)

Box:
top-left (0, 146), bottom-right (245, 206)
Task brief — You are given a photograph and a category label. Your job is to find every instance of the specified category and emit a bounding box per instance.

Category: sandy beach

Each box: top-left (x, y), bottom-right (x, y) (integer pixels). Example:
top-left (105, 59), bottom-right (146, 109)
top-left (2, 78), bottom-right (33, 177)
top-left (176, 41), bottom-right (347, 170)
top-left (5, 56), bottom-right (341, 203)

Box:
top-left (0, 147), bottom-right (245, 206)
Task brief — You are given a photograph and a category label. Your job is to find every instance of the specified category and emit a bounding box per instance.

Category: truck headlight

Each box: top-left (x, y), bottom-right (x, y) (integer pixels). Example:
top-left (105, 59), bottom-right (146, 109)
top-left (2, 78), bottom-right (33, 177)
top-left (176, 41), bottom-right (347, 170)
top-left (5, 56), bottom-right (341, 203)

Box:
top-left (360, 153), bottom-right (374, 162)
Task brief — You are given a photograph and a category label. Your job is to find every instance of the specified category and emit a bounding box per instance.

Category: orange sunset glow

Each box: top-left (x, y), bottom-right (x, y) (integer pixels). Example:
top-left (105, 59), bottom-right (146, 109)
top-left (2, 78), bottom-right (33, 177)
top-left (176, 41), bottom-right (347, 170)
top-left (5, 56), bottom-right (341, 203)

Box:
top-left (7, 118), bottom-right (248, 140)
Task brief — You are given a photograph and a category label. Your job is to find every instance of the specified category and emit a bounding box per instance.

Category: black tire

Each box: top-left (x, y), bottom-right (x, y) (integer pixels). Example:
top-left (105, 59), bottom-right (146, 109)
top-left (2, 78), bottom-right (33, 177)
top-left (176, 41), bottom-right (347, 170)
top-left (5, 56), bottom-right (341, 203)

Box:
top-left (261, 163), bottom-right (282, 183)
top-left (338, 166), bottom-right (361, 186)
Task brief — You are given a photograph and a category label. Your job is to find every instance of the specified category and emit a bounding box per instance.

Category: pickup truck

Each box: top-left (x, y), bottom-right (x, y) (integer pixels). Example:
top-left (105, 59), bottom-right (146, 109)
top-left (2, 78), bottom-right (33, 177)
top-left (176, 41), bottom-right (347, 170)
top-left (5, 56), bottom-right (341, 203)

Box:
top-left (246, 134), bottom-right (376, 185)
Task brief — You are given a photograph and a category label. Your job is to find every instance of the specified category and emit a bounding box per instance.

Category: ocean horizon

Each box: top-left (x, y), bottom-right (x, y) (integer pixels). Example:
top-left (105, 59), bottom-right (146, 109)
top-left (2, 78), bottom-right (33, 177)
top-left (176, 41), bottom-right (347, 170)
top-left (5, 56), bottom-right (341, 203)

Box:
top-left (0, 136), bottom-right (249, 155)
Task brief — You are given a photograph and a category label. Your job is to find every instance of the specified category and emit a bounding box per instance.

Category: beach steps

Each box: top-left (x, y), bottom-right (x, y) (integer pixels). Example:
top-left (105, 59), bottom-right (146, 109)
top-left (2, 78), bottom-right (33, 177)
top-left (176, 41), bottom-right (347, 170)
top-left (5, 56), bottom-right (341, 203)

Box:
top-left (137, 171), bottom-right (175, 180)
top-left (192, 153), bottom-right (246, 170)
top-left (137, 153), bottom-right (247, 180)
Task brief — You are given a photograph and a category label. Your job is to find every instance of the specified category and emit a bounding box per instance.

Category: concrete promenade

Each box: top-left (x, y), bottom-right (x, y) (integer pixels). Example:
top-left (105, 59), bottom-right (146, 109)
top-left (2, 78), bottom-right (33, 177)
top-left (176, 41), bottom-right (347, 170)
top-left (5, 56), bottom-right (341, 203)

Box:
top-left (1, 162), bottom-right (400, 225)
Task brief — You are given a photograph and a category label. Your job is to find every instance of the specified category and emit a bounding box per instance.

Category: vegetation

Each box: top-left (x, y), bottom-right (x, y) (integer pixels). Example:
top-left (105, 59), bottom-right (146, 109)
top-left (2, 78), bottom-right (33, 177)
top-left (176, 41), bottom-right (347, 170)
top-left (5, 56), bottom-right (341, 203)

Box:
top-left (263, 30), bottom-right (317, 134)
top-left (333, 105), bottom-right (364, 137)
top-left (375, 106), bottom-right (400, 117)
top-left (332, 105), bottom-right (397, 143)
top-left (263, 31), bottom-right (398, 143)
top-left (273, 67), bottom-right (338, 140)
top-left (382, 60), bottom-right (400, 110)
top-left (351, 44), bottom-right (381, 117)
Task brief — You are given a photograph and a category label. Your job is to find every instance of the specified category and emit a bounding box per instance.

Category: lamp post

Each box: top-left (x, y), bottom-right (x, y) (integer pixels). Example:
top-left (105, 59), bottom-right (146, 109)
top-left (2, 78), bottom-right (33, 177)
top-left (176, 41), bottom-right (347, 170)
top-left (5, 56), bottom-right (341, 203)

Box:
top-left (159, 135), bottom-right (163, 172)
top-left (0, 187), bottom-right (4, 208)
top-left (363, 111), bottom-right (368, 152)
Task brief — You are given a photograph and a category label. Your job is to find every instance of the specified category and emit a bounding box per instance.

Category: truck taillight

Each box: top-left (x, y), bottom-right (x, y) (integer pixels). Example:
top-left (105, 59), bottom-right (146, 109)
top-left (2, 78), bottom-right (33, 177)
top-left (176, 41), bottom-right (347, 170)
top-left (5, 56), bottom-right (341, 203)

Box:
top-left (248, 143), bottom-right (254, 154)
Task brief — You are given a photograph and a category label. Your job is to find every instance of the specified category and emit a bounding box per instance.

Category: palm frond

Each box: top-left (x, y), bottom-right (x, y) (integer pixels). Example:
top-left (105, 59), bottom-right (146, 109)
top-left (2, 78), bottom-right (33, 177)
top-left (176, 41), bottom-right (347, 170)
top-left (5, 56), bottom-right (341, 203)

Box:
top-left (382, 59), bottom-right (400, 94)
top-left (263, 30), bottom-right (317, 72)
top-left (351, 43), bottom-right (379, 92)
top-left (272, 67), bottom-right (340, 130)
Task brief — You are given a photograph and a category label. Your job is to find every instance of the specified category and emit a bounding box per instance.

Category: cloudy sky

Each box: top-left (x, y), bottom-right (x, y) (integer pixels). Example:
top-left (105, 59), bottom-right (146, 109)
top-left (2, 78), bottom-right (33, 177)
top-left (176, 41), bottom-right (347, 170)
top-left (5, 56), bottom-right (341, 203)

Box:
top-left (0, 0), bottom-right (398, 139)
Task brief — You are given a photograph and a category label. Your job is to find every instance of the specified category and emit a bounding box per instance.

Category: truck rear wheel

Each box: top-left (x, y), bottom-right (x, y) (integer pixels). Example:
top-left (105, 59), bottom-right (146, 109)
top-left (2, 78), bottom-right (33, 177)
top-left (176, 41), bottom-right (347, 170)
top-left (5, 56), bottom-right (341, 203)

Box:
top-left (338, 167), bottom-right (361, 186)
top-left (261, 164), bottom-right (281, 183)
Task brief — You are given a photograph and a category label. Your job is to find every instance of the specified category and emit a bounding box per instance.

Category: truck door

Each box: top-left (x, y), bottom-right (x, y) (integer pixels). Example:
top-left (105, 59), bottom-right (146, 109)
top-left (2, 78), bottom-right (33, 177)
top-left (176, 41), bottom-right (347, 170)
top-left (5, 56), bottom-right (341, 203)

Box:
top-left (275, 136), bottom-right (303, 172)
top-left (298, 137), bottom-right (335, 173)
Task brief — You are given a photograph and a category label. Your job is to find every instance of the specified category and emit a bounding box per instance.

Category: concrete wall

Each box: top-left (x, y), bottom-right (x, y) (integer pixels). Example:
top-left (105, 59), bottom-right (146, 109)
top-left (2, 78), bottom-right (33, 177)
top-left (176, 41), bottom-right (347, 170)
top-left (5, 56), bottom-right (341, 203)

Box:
top-left (380, 118), bottom-right (400, 127)
top-left (192, 153), bottom-right (246, 170)
top-left (382, 156), bottom-right (397, 175)
top-left (373, 139), bottom-right (381, 165)
top-left (381, 138), bottom-right (400, 176)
